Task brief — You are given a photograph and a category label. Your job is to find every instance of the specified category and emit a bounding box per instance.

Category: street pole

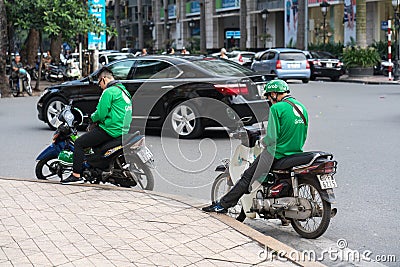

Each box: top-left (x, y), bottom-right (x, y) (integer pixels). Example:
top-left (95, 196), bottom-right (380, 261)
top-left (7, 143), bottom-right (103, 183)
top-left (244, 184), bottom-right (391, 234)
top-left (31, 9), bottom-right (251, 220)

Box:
top-left (199, 0), bottom-right (206, 54)
top-left (320, 1), bottom-right (330, 50)
top-left (323, 15), bottom-right (326, 48)
top-left (305, 0), bottom-right (308, 51)
top-left (392, 0), bottom-right (400, 80)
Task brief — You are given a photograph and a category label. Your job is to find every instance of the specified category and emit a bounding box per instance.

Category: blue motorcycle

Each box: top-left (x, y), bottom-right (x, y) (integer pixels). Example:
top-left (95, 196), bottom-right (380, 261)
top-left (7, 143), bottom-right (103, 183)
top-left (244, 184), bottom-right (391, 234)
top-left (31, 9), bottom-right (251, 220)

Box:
top-left (35, 102), bottom-right (155, 189)
top-left (9, 68), bottom-right (33, 97)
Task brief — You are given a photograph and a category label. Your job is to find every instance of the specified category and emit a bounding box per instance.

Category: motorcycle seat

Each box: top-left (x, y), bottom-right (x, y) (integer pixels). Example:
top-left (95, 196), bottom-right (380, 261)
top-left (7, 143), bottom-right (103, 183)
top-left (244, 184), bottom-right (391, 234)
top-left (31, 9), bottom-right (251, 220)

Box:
top-left (92, 131), bottom-right (141, 155)
top-left (272, 151), bottom-right (333, 170)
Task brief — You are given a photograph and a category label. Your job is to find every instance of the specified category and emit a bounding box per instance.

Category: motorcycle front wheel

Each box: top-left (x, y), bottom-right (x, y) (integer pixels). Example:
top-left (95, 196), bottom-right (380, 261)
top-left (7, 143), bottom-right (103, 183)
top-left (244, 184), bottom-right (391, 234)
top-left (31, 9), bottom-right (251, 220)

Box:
top-left (35, 155), bottom-right (64, 181)
top-left (290, 177), bottom-right (332, 239)
top-left (211, 172), bottom-right (246, 222)
top-left (24, 81), bottom-right (32, 96)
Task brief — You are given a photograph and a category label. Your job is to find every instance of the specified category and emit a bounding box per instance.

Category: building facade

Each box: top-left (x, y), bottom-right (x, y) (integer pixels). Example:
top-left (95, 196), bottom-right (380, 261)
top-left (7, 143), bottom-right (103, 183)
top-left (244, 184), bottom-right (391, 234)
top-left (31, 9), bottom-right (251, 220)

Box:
top-left (111, 0), bottom-right (397, 52)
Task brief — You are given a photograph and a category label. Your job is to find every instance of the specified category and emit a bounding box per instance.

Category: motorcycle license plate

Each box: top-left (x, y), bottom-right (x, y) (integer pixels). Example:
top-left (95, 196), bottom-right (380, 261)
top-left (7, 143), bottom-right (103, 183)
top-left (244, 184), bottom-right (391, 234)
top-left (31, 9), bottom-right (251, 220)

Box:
top-left (136, 147), bottom-right (153, 163)
top-left (318, 174), bottom-right (337, 189)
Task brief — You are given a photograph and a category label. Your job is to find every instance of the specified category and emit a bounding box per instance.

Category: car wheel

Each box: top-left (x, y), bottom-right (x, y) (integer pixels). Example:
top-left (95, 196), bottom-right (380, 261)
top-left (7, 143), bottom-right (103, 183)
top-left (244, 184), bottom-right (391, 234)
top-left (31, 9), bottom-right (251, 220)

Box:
top-left (331, 76), bottom-right (340, 82)
top-left (167, 102), bottom-right (203, 139)
top-left (302, 79), bottom-right (309, 84)
top-left (310, 75), bottom-right (316, 81)
top-left (45, 97), bottom-right (67, 130)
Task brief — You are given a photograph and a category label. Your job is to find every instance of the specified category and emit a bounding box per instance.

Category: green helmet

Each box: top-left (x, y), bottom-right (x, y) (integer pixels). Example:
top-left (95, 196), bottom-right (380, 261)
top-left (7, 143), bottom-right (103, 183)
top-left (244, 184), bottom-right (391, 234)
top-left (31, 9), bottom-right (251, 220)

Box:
top-left (264, 79), bottom-right (290, 94)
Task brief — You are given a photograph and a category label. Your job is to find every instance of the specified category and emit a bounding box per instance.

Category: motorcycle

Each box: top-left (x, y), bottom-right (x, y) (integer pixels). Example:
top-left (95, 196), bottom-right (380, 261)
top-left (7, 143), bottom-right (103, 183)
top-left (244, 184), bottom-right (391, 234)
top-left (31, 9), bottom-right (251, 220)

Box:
top-left (35, 101), bottom-right (155, 190)
top-left (9, 68), bottom-right (33, 97)
top-left (44, 59), bottom-right (80, 82)
top-left (211, 117), bottom-right (338, 239)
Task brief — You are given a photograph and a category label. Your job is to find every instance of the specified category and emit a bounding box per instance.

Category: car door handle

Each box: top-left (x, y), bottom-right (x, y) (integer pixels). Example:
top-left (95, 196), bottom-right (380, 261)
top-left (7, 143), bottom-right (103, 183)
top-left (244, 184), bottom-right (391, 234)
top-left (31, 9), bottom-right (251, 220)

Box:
top-left (161, 85), bottom-right (174, 89)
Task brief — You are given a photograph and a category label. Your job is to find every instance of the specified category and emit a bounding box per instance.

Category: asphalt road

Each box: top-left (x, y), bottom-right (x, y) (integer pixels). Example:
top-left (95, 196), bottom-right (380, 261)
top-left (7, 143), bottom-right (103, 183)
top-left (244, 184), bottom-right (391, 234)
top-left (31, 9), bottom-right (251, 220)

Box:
top-left (0, 81), bottom-right (399, 266)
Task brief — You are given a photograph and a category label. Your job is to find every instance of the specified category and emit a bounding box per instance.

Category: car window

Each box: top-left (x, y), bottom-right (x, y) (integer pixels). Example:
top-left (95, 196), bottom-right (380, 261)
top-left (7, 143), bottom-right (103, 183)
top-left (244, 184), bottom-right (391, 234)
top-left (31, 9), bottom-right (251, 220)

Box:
top-left (242, 53), bottom-right (255, 59)
top-left (191, 58), bottom-right (254, 76)
top-left (133, 60), bottom-right (179, 79)
top-left (99, 56), bottom-right (107, 65)
top-left (261, 52), bottom-right (269, 60)
top-left (267, 52), bottom-right (275, 60)
top-left (108, 60), bottom-right (135, 80)
top-left (107, 54), bottom-right (135, 63)
top-left (279, 52), bottom-right (306, 61)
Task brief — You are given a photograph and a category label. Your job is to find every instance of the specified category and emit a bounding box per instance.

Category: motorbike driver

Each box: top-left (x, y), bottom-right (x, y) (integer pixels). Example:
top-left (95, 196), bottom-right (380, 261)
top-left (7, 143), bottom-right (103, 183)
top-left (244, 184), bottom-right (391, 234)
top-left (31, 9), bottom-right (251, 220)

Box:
top-left (202, 79), bottom-right (309, 219)
top-left (11, 53), bottom-right (23, 78)
top-left (62, 67), bottom-right (133, 184)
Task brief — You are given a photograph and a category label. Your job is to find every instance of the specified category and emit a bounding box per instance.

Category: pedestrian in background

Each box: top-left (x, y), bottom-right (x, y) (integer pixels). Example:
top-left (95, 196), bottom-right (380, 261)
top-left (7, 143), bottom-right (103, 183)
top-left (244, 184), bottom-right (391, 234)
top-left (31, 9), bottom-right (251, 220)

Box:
top-left (220, 48), bottom-right (228, 59)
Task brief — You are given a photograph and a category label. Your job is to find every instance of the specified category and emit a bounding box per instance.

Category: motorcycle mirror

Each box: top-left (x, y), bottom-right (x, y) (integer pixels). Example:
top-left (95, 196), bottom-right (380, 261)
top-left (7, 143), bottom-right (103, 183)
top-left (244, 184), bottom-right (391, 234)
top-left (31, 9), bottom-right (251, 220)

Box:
top-left (226, 108), bottom-right (237, 121)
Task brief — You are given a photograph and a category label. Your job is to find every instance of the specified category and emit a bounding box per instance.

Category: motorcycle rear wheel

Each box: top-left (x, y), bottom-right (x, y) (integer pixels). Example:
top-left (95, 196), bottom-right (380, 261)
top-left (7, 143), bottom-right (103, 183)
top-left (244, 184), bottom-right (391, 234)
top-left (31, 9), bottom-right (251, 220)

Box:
top-left (290, 177), bottom-right (331, 239)
top-left (211, 173), bottom-right (246, 222)
top-left (10, 83), bottom-right (19, 97)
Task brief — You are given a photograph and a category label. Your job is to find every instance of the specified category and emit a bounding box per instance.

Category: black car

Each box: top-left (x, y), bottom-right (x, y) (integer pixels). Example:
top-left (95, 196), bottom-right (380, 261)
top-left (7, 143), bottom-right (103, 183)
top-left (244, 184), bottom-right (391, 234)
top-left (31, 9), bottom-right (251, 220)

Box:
top-left (37, 55), bottom-right (273, 138)
top-left (303, 51), bottom-right (345, 81)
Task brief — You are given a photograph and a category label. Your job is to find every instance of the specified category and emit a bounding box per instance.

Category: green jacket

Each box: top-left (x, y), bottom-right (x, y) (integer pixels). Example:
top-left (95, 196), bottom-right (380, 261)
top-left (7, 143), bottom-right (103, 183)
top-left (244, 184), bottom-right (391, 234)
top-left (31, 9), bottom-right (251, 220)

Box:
top-left (263, 96), bottom-right (308, 159)
top-left (91, 82), bottom-right (132, 138)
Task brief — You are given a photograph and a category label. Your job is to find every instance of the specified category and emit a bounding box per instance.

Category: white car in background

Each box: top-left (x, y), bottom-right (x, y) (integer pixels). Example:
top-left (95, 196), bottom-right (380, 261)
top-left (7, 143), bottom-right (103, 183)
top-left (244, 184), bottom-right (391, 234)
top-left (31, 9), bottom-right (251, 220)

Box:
top-left (99, 52), bottom-right (136, 66)
top-left (227, 51), bottom-right (256, 67)
top-left (210, 51), bottom-right (255, 67)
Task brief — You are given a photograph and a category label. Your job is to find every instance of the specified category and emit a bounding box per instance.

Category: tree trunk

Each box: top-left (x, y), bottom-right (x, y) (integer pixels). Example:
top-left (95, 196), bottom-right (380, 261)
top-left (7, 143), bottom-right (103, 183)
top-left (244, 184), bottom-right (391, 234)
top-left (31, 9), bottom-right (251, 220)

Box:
top-left (115, 0), bottom-right (121, 51)
top-left (24, 28), bottom-right (40, 66)
top-left (34, 31), bottom-right (43, 91)
top-left (356, 0), bottom-right (367, 48)
top-left (239, 0), bottom-right (247, 50)
top-left (296, 1), bottom-right (305, 50)
top-left (0, 0), bottom-right (10, 97)
top-left (51, 35), bottom-right (63, 64)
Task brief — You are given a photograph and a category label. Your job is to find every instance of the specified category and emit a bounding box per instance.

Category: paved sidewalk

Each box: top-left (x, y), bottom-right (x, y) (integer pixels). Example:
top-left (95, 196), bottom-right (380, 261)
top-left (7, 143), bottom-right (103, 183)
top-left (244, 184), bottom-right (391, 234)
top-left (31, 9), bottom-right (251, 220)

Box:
top-left (0, 177), bottom-right (320, 267)
top-left (339, 74), bottom-right (400, 85)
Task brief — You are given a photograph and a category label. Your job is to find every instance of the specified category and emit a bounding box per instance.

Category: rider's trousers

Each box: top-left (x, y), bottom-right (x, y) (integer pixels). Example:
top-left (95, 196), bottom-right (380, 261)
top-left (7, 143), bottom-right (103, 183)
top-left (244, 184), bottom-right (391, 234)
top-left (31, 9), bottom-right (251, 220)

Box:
top-left (220, 149), bottom-right (276, 209)
top-left (73, 126), bottom-right (114, 174)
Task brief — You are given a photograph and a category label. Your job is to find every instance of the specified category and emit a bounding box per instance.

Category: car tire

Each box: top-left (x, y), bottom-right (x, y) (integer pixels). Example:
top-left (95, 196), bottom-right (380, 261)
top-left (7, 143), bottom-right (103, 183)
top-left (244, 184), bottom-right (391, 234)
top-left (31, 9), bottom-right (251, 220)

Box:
top-left (331, 76), bottom-right (340, 82)
top-left (167, 102), bottom-right (203, 139)
top-left (45, 97), bottom-right (67, 130)
top-left (302, 79), bottom-right (309, 84)
top-left (310, 75), bottom-right (316, 81)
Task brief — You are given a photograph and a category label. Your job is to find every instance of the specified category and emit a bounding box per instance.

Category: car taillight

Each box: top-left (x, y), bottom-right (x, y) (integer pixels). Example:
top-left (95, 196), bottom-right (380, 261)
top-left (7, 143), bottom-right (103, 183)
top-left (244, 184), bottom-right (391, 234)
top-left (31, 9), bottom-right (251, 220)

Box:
top-left (239, 55), bottom-right (243, 63)
top-left (214, 84), bottom-right (249, 95)
top-left (276, 60), bottom-right (282, 69)
top-left (312, 60), bottom-right (319, 65)
top-left (306, 61), bottom-right (310, 69)
top-left (337, 62), bottom-right (343, 67)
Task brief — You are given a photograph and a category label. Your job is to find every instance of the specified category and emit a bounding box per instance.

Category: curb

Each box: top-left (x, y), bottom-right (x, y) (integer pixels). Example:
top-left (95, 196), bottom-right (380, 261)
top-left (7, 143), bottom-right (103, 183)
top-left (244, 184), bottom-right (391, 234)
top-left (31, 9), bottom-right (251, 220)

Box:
top-left (339, 79), bottom-right (399, 85)
top-left (0, 176), bottom-right (326, 267)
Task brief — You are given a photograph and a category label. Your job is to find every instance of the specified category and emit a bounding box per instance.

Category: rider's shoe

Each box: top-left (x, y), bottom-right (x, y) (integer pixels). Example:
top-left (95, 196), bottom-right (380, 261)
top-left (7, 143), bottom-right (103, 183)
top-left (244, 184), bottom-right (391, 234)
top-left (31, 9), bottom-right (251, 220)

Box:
top-left (62, 174), bottom-right (84, 185)
top-left (202, 201), bottom-right (228, 213)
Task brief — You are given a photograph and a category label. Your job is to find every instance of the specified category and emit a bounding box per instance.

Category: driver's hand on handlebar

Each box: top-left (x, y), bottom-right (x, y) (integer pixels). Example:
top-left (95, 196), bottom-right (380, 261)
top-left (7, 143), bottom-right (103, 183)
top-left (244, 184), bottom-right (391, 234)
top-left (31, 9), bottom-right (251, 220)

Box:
top-left (86, 119), bottom-right (98, 132)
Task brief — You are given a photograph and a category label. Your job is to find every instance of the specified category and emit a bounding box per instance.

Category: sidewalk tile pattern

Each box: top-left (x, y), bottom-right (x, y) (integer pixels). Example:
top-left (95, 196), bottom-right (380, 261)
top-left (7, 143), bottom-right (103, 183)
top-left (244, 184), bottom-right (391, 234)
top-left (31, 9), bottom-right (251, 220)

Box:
top-left (0, 179), bottom-right (296, 266)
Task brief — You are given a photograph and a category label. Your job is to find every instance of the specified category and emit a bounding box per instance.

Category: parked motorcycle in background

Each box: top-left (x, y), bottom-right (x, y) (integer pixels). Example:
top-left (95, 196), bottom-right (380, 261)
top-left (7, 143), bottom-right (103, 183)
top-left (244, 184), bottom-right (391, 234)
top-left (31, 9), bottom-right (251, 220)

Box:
top-left (35, 101), bottom-right (155, 189)
top-left (211, 117), bottom-right (338, 239)
top-left (9, 68), bottom-right (33, 97)
top-left (45, 59), bottom-right (81, 82)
